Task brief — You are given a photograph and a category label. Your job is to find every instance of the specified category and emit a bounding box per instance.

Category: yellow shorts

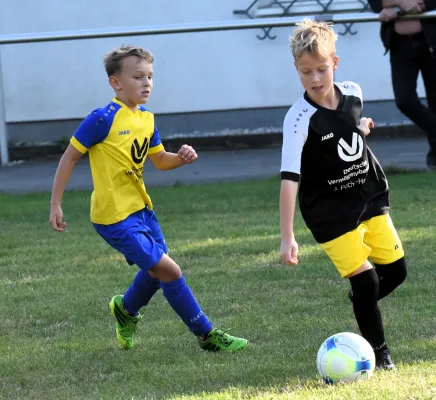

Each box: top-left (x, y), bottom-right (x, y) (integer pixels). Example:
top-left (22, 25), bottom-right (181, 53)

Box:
top-left (320, 214), bottom-right (404, 278)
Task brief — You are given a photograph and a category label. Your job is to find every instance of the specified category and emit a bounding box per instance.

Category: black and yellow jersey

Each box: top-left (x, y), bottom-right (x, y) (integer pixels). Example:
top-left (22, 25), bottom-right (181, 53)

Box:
top-left (280, 82), bottom-right (389, 243)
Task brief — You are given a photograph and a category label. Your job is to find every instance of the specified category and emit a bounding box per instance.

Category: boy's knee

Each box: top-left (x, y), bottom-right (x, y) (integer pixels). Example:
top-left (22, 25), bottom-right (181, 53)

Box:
top-left (393, 257), bottom-right (407, 284)
top-left (376, 257), bottom-right (407, 285)
top-left (149, 259), bottom-right (182, 282)
top-left (349, 269), bottom-right (379, 303)
top-left (168, 266), bottom-right (183, 281)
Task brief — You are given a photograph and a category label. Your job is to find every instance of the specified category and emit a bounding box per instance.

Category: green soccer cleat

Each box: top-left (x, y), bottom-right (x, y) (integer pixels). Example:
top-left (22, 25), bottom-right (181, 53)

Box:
top-left (109, 295), bottom-right (142, 350)
top-left (198, 328), bottom-right (248, 352)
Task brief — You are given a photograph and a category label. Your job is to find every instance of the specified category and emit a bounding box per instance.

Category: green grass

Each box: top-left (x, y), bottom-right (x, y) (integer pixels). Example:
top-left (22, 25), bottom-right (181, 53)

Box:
top-left (1, 173), bottom-right (435, 400)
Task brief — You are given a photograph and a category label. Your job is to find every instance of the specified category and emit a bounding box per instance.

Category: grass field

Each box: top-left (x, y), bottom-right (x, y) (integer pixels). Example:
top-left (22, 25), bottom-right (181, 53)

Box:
top-left (1, 172), bottom-right (435, 400)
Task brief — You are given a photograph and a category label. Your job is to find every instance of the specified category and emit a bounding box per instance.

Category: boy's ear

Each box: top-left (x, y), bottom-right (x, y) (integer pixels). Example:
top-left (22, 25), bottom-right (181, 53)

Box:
top-left (109, 75), bottom-right (121, 90)
top-left (333, 55), bottom-right (339, 71)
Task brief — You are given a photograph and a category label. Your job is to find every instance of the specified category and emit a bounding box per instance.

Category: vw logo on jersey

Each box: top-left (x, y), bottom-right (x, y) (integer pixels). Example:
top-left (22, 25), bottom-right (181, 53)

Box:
top-left (131, 138), bottom-right (149, 164)
top-left (337, 132), bottom-right (363, 162)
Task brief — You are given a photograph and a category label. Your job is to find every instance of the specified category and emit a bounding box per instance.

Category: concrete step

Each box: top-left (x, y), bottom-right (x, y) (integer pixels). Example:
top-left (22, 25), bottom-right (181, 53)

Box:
top-left (8, 122), bottom-right (426, 162)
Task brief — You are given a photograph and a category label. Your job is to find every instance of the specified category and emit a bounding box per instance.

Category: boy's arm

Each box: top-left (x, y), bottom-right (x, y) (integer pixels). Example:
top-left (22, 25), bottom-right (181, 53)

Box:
top-left (280, 180), bottom-right (299, 265)
top-left (147, 124), bottom-right (197, 170)
top-left (279, 106), bottom-right (307, 266)
top-left (148, 145), bottom-right (197, 171)
top-left (49, 109), bottom-right (109, 232)
top-left (49, 144), bottom-right (83, 231)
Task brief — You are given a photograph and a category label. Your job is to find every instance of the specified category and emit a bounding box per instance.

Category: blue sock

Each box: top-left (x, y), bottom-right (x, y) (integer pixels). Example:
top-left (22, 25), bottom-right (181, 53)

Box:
top-left (161, 276), bottom-right (213, 337)
top-left (123, 270), bottom-right (161, 315)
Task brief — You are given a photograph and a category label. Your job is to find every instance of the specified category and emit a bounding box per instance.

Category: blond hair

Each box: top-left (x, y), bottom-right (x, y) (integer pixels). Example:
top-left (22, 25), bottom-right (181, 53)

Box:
top-left (290, 19), bottom-right (337, 60)
top-left (104, 45), bottom-right (154, 76)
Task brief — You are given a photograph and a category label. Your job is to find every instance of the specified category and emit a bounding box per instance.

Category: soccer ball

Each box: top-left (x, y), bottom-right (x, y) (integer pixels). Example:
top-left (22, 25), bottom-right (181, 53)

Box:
top-left (316, 332), bottom-right (375, 384)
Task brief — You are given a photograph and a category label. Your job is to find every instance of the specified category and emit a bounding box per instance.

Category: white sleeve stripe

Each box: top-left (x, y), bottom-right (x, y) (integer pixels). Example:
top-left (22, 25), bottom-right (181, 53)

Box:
top-left (281, 98), bottom-right (316, 175)
top-left (336, 81), bottom-right (362, 102)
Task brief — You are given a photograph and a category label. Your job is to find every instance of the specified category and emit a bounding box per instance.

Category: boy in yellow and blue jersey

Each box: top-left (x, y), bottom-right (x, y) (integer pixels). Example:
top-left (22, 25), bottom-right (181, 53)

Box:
top-left (49, 45), bottom-right (248, 352)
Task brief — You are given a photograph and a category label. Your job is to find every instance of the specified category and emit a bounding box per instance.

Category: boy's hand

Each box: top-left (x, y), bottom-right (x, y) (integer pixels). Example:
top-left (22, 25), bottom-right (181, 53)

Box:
top-left (280, 238), bottom-right (299, 265)
top-left (360, 117), bottom-right (374, 136)
top-left (49, 205), bottom-right (67, 232)
top-left (178, 145), bottom-right (198, 164)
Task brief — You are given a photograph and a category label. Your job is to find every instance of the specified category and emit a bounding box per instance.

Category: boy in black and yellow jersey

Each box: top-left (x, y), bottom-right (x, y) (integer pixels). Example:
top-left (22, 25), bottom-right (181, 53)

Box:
top-left (279, 21), bottom-right (407, 370)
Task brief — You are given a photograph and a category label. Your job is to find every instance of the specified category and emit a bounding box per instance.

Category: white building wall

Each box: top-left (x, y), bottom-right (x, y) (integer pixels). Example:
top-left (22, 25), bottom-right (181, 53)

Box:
top-left (0, 0), bottom-right (425, 122)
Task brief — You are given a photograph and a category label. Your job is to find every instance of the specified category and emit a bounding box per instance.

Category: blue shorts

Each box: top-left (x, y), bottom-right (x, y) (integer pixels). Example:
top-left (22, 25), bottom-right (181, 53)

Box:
top-left (93, 207), bottom-right (168, 271)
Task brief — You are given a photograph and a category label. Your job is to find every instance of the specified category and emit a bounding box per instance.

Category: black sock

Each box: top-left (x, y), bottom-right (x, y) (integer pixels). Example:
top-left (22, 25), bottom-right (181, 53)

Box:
top-left (349, 269), bottom-right (386, 350)
top-left (373, 342), bottom-right (388, 357)
top-left (375, 257), bottom-right (407, 300)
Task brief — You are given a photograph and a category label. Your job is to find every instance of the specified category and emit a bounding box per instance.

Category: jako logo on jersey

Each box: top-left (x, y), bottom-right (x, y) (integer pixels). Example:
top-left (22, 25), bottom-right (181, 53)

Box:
top-left (131, 138), bottom-right (149, 164)
top-left (338, 132), bottom-right (363, 162)
top-left (119, 130), bottom-right (130, 135)
top-left (321, 133), bottom-right (334, 141)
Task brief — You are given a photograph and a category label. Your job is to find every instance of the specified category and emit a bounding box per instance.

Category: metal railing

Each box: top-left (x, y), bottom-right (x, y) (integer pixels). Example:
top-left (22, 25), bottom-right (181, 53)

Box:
top-left (1, 11), bottom-right (435, 165)
top-left (234, 0), bottom-right (372, 39)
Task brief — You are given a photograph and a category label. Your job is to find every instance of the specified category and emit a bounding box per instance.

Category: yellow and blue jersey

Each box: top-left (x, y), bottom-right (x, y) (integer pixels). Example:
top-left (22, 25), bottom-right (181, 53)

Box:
top-left (70, 97), bottom-right (164, 225)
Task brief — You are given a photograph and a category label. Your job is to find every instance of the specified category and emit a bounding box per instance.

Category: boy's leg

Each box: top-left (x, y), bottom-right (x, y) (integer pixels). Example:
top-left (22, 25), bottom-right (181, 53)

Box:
top-left (374, 258), bottom-right (407, 300)
top-left (347, 263), bottom-right (393, 370)
top-left (149, 254), bottom-right (248, 351)
top-left (123, 269), bottom-right (161, 315)
top-left (144, 209), bottom-right (248, 351)
top-left (145, 211), bottom-right (211, 335)
top-left (94, 210), bottom-right (165, 349)
top-left (348, 259), bottom-right (407, 301)
top-left (320, 225), bottom-right (394, 370)
top-left (148, 254), bottom-right (212, 336)
top-left (365, 214), bottom-right (407, 300)
top-left (122, 210), bottom-right (167, 315)
top-left (100, 209), bottom-right (248, 351)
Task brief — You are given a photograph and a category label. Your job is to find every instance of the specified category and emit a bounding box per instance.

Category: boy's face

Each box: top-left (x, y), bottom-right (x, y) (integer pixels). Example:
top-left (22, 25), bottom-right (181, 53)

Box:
top-left (295, 52), bottom-right (338, 101)
top-left (110, 56), bottom-right (153, 107)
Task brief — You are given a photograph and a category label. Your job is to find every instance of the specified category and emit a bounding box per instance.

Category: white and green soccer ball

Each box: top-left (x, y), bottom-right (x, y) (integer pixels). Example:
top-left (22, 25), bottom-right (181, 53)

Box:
top-left (316, 332), bottom-right (375, 384)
